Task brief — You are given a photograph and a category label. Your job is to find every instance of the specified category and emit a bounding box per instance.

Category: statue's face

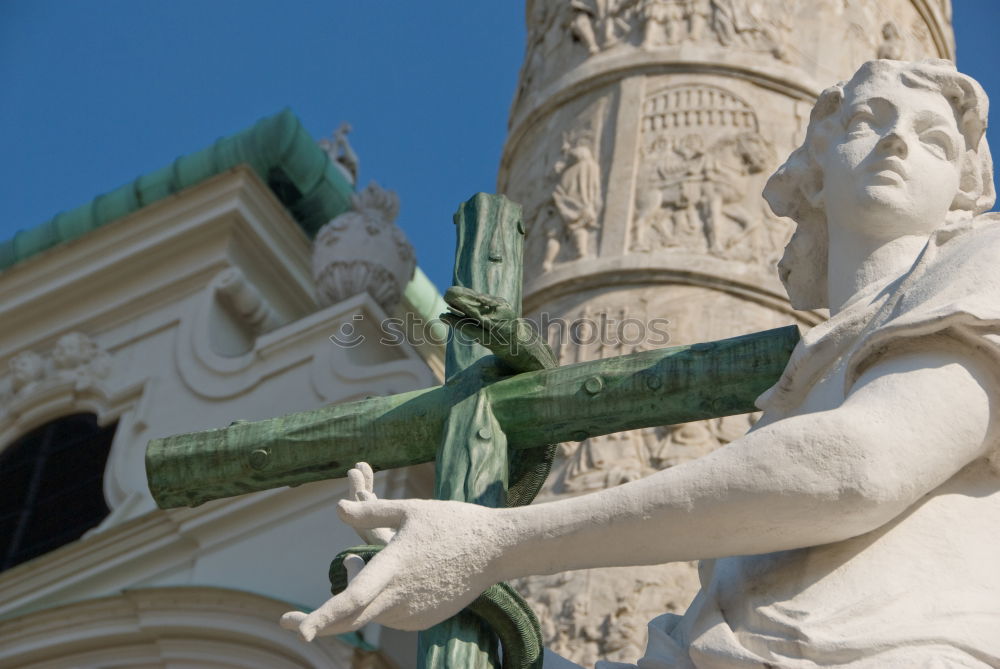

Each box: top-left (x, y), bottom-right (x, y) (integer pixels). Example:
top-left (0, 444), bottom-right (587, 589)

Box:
top-left (53, 334), bottom-right (87, 368)
top-left (11, 354), bottom-right (38, 380)
top-left (817, 74), bottom-right (964, 240)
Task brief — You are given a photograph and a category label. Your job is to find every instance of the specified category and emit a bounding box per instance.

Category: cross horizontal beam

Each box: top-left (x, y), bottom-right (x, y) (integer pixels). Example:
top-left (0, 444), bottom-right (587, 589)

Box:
top-left (146, 324), bottom-right (798, 509)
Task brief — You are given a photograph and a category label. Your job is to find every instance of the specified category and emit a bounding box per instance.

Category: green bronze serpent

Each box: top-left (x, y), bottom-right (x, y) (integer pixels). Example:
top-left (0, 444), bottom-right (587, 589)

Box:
top-left (440, 286), bottom-right (559, 511)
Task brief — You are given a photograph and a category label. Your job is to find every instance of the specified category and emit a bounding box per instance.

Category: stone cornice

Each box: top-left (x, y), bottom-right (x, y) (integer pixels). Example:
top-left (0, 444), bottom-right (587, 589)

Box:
top-left (523, 253), bottom-right (824, 327)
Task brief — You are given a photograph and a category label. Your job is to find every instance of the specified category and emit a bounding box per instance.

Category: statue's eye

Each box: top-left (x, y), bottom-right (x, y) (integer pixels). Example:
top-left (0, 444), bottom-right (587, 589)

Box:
top-left (920, 129), bottom-right (956, 160)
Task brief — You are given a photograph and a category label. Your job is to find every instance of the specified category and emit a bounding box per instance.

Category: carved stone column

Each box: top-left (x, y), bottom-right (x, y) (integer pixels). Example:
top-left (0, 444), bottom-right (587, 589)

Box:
top-left (498, 1), bottom-right (954, 664)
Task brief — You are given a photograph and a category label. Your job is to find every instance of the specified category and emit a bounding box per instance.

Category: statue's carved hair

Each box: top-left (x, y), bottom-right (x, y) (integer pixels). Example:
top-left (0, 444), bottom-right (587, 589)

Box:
top-left (763, 59), bottom-right (995, 309)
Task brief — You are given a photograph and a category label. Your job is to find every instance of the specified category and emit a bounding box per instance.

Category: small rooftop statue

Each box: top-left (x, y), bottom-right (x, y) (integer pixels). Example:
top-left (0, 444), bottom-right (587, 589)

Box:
top-left (282, 60), bottom-right (1000, 667)
top-left (319, 121), bottom-right (359, 186)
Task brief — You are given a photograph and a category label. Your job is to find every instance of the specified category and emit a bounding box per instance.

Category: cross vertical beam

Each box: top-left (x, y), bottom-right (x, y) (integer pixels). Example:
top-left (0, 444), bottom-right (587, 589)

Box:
top-left (417, 194), bottom-right (524, 669)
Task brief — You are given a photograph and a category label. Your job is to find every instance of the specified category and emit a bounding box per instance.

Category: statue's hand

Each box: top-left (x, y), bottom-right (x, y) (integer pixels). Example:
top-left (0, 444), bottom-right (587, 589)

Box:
top-left (280, 494), bottom-right (504, 640)
top-left (346, 462), bottom-right (395, 545)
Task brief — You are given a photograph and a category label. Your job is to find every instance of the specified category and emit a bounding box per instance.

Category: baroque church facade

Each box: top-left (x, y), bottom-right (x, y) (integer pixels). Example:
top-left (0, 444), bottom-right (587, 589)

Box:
top-left (0, 110), bottom-right (442, 668)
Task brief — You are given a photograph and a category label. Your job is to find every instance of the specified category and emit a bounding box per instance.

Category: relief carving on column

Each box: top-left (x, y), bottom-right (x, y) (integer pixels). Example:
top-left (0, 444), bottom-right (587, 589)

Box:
top-left (843, 0), bottom-right (942, 65)
top-left (629, 84), bottom-right (791, 264)
top-left (517, 95), bottom-right (610, 274)
top-left (513, 1), bottom-right (950, 124)
top-left (545, 129), bottom-right (604, 270)
top-left (515, 0), bottom-right (801, 111)
top-left (539, 0), bottom-right (799, 61)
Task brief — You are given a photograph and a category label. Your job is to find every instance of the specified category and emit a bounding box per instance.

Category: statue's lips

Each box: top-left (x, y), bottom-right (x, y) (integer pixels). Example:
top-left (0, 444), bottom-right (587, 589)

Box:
top-left (867, 158), bottom-right (907, 185)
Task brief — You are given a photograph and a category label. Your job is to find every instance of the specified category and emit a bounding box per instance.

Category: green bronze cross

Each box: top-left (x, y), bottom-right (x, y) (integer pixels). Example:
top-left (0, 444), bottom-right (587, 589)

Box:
top-left (146, 193), bottom-right (798, 669)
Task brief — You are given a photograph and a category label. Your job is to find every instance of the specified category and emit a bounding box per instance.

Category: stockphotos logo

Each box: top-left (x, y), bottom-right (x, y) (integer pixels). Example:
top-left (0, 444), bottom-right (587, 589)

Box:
top-left (330, 313), bottom-right (671, 350)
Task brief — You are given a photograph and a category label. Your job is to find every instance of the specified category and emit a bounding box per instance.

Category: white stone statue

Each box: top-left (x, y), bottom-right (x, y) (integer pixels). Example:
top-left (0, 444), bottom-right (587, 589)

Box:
top-left (319, 122), bottom-right (359, 186)
top-left (283, 60), bottom-right (1000, 667)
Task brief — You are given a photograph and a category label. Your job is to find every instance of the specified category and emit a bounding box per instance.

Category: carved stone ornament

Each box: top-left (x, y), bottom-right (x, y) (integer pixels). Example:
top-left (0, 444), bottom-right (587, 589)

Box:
top-left (516, 0), bottom-right (797, 107)
top-left (843, 0), bottom-right (943, 66)
top-left (312, 181), bottom-right (416, 314)
top-left (630, 84), bottom-right (790, 263)
top-left (8, 333), bottom-right (111, 399)
top-left (546, 137), bottom-right (603, 270)
top-left (533, 97), bottom-right (608, 272)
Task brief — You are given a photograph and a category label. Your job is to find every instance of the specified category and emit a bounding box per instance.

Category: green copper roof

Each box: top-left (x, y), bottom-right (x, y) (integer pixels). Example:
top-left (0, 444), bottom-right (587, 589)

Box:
top-left (0, 108), bottom-right (353, 272)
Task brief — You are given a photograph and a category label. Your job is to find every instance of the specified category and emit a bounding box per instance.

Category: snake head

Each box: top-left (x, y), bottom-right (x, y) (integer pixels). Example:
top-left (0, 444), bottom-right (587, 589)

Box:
top-left (442, 286), bottom-right (516, 330)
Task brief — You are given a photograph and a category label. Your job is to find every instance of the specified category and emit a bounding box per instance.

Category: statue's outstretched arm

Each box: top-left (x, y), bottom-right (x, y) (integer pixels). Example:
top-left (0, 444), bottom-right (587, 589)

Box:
top-left (505, 346), bottom-right (995, 572)
top-left (282, 347), bottom-right (994, 640)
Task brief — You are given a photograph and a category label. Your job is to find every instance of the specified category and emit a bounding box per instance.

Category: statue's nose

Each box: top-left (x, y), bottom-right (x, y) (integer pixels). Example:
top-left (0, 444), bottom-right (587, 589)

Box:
top-left (876, 131), bottom-right (908, 158)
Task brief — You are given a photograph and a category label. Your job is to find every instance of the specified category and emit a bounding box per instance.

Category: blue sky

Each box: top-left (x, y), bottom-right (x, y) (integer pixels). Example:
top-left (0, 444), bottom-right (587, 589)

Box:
top-left (1, 2), bottom-right (997, 292)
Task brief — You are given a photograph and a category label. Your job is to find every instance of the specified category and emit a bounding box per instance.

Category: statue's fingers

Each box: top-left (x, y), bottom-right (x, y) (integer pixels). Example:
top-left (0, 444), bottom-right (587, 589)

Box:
top-left (357, 462), bottom-right (375, 492)
top-left (347, 468), bottom-right (366, 500)
top-left (280, 610), bottom-right (307, 630)
top-left (298, 560), bottom-right (396, 640)
top-left (296, 593), bottom-right (365, 640)
top-left (338, 499), bottom-right (406, 529)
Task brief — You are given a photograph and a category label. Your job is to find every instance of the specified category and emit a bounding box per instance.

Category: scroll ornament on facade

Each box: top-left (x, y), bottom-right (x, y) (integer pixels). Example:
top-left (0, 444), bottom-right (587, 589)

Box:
top-left (312, 182), bottom-right (416, 313)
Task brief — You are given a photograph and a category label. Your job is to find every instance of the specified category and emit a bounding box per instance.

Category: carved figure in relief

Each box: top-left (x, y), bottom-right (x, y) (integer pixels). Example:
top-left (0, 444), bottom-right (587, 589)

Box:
top-left (570, 0), bottom-right (602, 54)
top-left (9, 351), bottom-right (43, 394)
top-left (708, 0), bottom-right (794, 60)
top-left (638, 0), bottom-right (681, 48)
top-left (550, 137), bottom-right (603, 266)
top-left (631, 83), bottom-right (778, 262)
top-left (512, 0), bottom-right (799, 116)
top-left (699, 131), bottom-right (774, 255)
top-left (286, 60), bottom-right (1000, 667)
top-left (661, 1), bottom-right (686, 45)
top-left (7, 333), bottom-right (112, 398)
top-left (569, 0), bottom-right (630, 55)
top-left (877, 21), bottom-right (905, 60)
top-left (51, 333), bottom-right (111, 384)
top-left (53, 333), bottom-right (101, 370)
top-left (685, 0), bottom-right (710, 41)
top-left (634, 133), bottom-right (707, 253)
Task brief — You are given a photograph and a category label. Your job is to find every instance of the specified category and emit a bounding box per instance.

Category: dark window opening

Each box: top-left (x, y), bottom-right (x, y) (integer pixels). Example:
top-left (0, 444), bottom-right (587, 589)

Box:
top-left (0, 413), bottom-right (117, 572)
